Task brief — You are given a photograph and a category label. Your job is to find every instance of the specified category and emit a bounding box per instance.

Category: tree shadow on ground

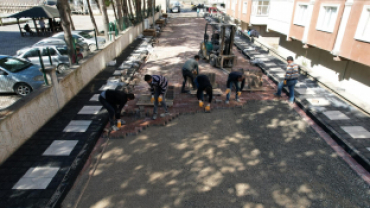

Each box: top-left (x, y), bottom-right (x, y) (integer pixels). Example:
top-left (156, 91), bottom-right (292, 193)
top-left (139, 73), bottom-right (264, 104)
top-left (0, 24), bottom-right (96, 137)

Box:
top-left (71, 101), bottom-right (370, 208)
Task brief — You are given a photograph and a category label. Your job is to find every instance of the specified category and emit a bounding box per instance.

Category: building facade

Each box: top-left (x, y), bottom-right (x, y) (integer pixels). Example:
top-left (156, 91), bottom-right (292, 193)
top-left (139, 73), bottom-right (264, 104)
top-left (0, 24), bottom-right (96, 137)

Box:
top-left (224, 0), bottom-right (370, 112)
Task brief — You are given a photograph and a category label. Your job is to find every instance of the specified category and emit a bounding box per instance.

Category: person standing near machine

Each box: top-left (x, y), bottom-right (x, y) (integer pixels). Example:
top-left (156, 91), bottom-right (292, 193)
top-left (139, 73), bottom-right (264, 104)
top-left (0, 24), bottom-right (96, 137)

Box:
top-left (181, 55), bottom-right (200, 93)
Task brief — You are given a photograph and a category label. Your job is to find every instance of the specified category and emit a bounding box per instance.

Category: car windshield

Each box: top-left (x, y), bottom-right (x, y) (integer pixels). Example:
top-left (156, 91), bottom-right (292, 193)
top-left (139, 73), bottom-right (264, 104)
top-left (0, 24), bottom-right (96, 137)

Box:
top-left (78, 32), bottom-right (93, 39)
top-left (0, 57), bottom-right (32, 73)
top-left (56, 47), bottom-right (68, 55)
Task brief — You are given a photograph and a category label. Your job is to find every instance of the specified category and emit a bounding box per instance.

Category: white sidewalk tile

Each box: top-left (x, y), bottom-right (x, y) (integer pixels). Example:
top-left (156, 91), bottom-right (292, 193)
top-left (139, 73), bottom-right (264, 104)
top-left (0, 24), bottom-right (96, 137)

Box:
top-left (43, 140), bottom-right (78, 156)
top-left (78, 106), bottom-right (102, 114)
top-left (306, 98), bottom-right (331, 106)
top-left (296, 88), bottom-right (317, 95)
top-left (90, 94), bottom-right (100, 101)
top-left (13, 167), bottom-right (59, 189)
top-left (323, 111), bottom-right (350, 120)
top-left (341, 126), bottom-right (370, 139)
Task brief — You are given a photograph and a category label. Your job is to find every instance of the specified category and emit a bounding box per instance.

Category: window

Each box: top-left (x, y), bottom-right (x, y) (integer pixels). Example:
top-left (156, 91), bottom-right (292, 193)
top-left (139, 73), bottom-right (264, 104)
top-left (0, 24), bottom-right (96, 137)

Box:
top-left (316, 5), bottom-right (339, 33)
top-left (242, 1), bottom-right (248, 14)
top-left (41, 48), bottom-right (57, 56)
top-left (355, 6), bottom-right (370, 42)
top-left (24, 49), bottom-right (39, 58)
top-left (232, 0), bottom-right (237, 11)
top-left (252, 0), bottom-right (270, 16)
top-left (294, 4), bottom-right (308, 26)
top-left (0, 57), bottom-right (31, 73)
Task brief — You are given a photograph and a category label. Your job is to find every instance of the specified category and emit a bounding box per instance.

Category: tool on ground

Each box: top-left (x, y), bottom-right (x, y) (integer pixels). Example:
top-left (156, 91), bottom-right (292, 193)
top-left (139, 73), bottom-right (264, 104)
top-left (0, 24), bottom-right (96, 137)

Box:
top-left (199, 23), bottom-right (237, 71)
top-left (199, 100), bottom-right (204, 107)
top-left (158, 95), bottom-right (163, 102)
top-left (151, 95), bottom-right (154, 103)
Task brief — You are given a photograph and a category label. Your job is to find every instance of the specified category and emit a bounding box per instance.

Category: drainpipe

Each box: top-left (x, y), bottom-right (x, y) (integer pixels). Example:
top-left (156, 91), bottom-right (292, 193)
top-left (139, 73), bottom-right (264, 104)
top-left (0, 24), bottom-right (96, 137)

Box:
top-left (332, 0), bottom-right (353, 56)
top-left (302, 0), bottom-right (316, 45)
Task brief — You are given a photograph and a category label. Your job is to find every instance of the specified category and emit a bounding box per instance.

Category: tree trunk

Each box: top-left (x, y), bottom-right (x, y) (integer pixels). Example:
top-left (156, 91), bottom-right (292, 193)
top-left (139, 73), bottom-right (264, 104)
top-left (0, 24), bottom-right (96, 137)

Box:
top-left (66, 3), bottom-right (76, 30)
top-left (111, 0), bottom-right (118, 22)
top-left (87, 0), bottom-right (99, 33)
top-left (135, 0), bottom-right (141, 21)
top-left (115, 0), bottom-right (123, 31)
top-left (100, 0), bottom-right (110, 41)
top-left (94, 0), bottom-right (102, 14)
top-left (128, 0), bottom-right (134, 18)
top-left (56, 0), bottom-right (75, 64)
top-left (121, 0), bottom-right (128, 26)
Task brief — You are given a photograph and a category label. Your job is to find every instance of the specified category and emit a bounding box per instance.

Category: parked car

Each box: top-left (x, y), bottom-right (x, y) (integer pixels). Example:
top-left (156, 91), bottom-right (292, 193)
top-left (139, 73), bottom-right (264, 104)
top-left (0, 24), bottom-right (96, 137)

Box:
top-left (16, 45), bottom-right (70, 74)
top-left (52, 31), bottom-right (106, 50)
top-left (32, 37), bottom-right (89, 57)
top-left (170, 1), bottom-right (181, 13)
top-left (0, 55), bottom-right (45, 96)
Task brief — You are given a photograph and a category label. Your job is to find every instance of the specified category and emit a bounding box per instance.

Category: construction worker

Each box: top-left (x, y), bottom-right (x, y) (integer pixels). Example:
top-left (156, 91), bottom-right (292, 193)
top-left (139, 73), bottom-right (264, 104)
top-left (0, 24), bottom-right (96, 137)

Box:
top-left (194, 74), bottom-right (213, 112)
top-left (225, 71), bottom-right (245, 104)
top-left (181, 55), bottom-right (200, 93)
top-left (99, 90), bottom-right (135, 132)
top-left (274, 56), bottom-right (299, 103)
top-left (144, 74), bottom-right (170, 119)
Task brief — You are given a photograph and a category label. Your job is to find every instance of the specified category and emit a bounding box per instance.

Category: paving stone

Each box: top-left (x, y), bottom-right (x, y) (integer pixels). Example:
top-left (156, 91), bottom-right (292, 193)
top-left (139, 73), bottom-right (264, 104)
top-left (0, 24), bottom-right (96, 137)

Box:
top-left (296, 88), bottom-right (317, 95)
top-left (306, 98), bottom-right (331, 106)
top-left (12, 167), bottom-right (59, 190)
top-left (89, 94), bottom-right (100, 102)
top-left (42, 140), bottom-right (79, 156)
top-left (323, 111), bottom-right (350, 120)
top-left (78, 106), bottom-right (102, 115)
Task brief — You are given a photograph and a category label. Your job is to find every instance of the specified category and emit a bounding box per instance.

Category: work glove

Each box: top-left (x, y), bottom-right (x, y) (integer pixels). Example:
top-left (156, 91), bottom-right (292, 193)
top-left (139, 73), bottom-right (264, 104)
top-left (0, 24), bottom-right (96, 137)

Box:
top-left (283, 80), bottom-right (287, 85)
top-left (158, 95), bottom-right (163, 102)
top-left (151, 95), bottom-right (154, 103)
top-left (237, 91), bottom-right (241, 97)
top-left (205, 104), bottom-right (211, 111)
top-left (199, 100), bottom-right (204, 107)
top-left (225, 88), bottom-right (231, 94)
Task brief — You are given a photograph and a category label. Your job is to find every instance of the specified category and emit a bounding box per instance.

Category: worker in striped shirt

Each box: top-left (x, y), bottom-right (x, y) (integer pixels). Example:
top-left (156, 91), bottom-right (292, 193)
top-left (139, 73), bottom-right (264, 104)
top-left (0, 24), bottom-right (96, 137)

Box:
top-left (145, 74), bottom-right (170, 120)
top-left (274, 56), bottom-right (299, 103)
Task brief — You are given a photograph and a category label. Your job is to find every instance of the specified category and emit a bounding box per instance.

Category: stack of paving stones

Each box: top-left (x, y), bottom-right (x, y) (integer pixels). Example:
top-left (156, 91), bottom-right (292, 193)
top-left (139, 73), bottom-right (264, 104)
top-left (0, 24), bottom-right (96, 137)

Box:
top-left (0, 37), bottom-right (156, 208)
top-left (234, 32), bottom-right (370, 172)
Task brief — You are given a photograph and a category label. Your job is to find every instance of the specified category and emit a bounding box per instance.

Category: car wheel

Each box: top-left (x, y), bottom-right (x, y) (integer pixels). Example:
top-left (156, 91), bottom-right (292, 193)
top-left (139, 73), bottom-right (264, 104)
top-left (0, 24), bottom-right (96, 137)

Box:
top-left (14, 83), bottom-right (32, 96)
top-left (57, 64), bottom-right (68, 74)
top-left (89, 44), bottom-right (97, 51)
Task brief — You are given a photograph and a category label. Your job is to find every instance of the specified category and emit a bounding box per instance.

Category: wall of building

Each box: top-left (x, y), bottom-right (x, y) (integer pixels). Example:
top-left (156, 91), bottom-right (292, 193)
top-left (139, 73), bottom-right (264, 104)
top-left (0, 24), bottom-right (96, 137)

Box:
top-left (267, 0), bottom-right (295, 35)
top-left (339, 1), bottom-right (370, 67)
top-left (289, 0), bottom-right (310, 41)
top-left (306, 0), bottom-right (345, 51)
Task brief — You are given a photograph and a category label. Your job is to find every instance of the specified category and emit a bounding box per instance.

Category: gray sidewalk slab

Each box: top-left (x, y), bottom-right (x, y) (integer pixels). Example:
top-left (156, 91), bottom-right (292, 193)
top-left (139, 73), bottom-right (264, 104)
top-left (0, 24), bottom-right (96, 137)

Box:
top-left (63, 103), bottom-right (370, 208)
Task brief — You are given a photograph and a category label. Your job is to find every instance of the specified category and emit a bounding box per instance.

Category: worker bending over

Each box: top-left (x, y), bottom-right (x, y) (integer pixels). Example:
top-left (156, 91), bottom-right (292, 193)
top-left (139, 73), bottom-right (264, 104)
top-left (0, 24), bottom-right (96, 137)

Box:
top-left (144, 74), bottom-right (170, 120)
top-left (195, 75), bottom-right (213, 112)
top-left (182, 55), bottom-right (200, 93)
top-left (99, 90), bottom-right (135, 132)
top-left (225, 71), bottom-right (245, 104)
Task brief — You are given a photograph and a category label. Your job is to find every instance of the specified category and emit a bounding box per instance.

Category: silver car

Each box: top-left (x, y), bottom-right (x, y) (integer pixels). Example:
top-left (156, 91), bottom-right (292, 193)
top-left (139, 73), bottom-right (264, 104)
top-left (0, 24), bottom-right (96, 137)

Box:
top-left (16, 45), bottom-right (70, 74)
top-left (0, 55), bottom-right (45, 96)
top-left (32, 37), bottom-right (89, 57)
top-left (52, 31), bottom-right (106, 50)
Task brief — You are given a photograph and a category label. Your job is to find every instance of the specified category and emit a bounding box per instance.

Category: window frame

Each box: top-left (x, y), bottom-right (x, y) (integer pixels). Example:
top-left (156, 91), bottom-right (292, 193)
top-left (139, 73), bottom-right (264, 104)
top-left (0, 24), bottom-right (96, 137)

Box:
top-left (354, 5), bottom-right (370, 43)
top-left (315, 4), bottom-right (340, 33)
top-left (242, 1), bottom-right (248, 14)
top-left (293, 3), bottom-right (309, 26)
top-left (252, 0), bottom-right (270, 17)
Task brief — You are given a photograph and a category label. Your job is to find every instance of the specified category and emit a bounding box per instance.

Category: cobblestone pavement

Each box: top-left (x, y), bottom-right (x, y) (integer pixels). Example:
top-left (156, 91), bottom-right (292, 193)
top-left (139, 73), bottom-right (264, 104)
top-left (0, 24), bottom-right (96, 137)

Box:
top-left (63, 102), bottom-right (370, 208)
top-left (106, 17), bottom-right (281, 138)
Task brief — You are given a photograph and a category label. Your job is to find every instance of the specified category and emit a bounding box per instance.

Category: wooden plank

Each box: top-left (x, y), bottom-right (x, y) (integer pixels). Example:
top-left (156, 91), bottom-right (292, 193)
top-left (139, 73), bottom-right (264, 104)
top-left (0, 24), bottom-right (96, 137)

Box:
top-left (190, 88), bottom-right (223, 95)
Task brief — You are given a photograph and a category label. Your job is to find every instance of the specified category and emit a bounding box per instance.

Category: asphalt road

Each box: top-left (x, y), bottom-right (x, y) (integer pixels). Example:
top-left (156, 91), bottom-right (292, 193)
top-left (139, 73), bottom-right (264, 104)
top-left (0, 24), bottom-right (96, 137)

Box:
top-left (62, 101), bottom-right (370, 208)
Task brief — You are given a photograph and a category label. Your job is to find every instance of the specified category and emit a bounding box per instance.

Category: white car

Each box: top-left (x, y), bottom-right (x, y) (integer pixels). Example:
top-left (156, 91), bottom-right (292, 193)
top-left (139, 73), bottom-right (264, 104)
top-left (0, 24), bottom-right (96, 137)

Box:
top-left (52, 31), bottom-right (106, 50)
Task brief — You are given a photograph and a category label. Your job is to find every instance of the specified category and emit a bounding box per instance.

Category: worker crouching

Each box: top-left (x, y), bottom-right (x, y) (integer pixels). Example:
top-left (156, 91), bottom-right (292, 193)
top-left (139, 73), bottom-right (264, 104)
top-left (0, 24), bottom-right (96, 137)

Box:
top-left (144, 74), bottom-right (170, 120)
top-left (225, 71), bottom-right (245, 104)
top-left (195, 75), bottom-right (213, 112)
